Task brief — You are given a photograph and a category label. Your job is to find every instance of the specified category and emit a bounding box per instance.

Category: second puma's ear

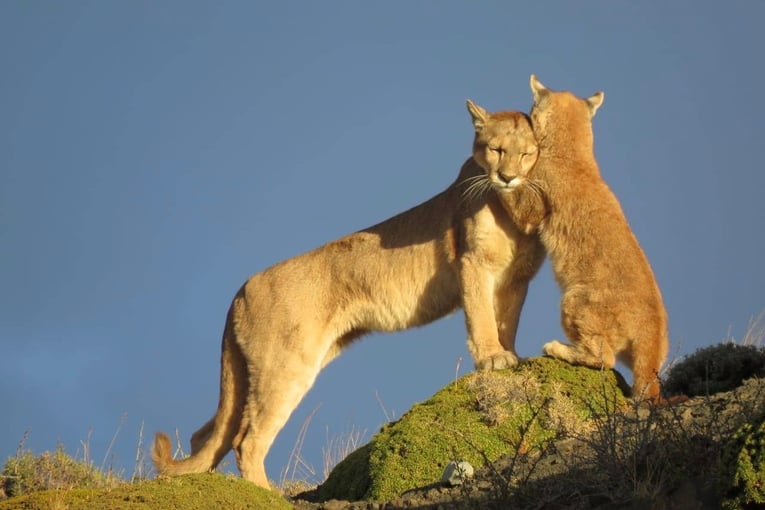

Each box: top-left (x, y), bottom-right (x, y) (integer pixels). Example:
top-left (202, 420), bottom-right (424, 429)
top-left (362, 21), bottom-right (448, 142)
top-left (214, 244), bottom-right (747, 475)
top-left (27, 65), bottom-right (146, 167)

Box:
top-left (585, 91), bottom-right (605, 118)
top-left (529, 74), bottom-right (549, 103)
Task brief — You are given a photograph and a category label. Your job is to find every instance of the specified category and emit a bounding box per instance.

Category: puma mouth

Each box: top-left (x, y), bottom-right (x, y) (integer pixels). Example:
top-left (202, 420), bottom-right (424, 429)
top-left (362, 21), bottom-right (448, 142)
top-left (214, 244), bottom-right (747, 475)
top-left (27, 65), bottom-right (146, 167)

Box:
top-left (492, 179), bottom-right (518, 191)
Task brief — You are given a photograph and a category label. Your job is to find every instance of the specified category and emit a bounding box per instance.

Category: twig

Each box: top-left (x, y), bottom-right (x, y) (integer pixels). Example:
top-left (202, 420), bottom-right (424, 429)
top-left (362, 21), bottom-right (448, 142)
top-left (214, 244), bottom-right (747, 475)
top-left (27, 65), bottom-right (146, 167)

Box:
top-left (375, 390), bottom-right (394, 423)
top-left (280, 404), bottom-right (320, 487)
top-left (101, 412), bottom-right (127, 473)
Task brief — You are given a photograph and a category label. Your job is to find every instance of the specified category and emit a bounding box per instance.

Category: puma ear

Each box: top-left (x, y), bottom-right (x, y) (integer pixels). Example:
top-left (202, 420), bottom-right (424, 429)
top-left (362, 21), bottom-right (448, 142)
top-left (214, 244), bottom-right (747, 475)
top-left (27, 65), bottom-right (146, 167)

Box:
top-left (466, 99), bottom-right (488, 132)
top-left (586, 91), bottom-right (605, 117)
top-left (529, 74), bottom-right (549, 103)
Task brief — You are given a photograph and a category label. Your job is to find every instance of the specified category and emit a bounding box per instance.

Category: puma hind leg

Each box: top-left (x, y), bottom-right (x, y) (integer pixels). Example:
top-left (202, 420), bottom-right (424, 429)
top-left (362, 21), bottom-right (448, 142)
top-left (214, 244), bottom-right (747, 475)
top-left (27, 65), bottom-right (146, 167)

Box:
top-left (232, 334), bottom-right (340, 488)
top-left (628, 331), bottom-right (667, 402)
top-left (543, 292), bottom-right (617, 369)
top-left (542, 336), bottom-right (616, 370)
top-left (190, 418), bottom-right (214, 454)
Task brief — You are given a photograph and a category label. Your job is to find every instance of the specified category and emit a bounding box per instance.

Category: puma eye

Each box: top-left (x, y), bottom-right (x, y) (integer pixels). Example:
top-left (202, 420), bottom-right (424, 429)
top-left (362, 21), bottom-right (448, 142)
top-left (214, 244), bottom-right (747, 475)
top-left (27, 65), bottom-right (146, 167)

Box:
top-left (489, 146), bottom-right (504, 155)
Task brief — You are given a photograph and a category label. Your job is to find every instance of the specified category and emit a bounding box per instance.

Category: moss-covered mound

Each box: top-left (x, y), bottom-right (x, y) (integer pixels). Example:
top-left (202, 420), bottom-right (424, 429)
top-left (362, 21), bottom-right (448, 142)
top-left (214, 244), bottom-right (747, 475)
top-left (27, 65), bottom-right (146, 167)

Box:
top-left (0, 473), bottom-right (291, 510)
top-left (309, 356), bottom-right (629, 502)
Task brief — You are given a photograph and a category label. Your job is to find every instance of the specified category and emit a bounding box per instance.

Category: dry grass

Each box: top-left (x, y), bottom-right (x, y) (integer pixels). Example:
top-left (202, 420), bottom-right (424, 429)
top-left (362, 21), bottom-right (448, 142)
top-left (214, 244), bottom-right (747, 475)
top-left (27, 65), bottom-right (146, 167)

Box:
top-left (278, 405), bottom-right (368, 495)
top-left (321, 425), bottom-right (366, 482)
top-left (279, 405), bottom-right (321, 490)
top-left (739, 309), bottom-right (765, 347)
top-left (467, 370), bottom-right (590, 435)
top-left (0, 414), bottom-right (153, 502)
top-left (492, 335), bottom-right (765, 508)
top-left (1, 432), bottom-right (124, 500)
top-left (567, 377), bottom-right (765, 505)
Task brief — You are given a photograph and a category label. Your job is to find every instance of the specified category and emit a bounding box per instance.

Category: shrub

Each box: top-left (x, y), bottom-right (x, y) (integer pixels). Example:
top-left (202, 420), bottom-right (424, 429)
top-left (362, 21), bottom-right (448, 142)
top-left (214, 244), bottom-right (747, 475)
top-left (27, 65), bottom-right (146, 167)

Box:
top-left (1, 445), bottom-right (118, 499)
top-left (721, 416), bottom-right (765, 509)
top-left (663, 343), bottom-right (765, 398)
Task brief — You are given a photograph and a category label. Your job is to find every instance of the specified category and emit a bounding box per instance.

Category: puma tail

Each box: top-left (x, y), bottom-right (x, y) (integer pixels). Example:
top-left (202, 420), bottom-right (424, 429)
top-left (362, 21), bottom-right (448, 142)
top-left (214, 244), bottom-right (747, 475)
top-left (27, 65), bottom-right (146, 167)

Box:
top-left (152, 431), bottom-right (216, 476)
top-left (152, 307), bottom-right (247, 477)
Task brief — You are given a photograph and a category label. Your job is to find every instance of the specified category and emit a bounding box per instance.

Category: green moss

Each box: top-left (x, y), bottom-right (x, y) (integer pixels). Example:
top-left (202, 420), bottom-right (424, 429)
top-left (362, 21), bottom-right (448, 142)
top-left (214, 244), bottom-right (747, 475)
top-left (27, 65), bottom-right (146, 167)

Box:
top-left (312, 356), bottom-right (628, 501)
top-left (722, 416), bottom-right (765, 509)
top-left (0, 473), bottom-right (291, 510)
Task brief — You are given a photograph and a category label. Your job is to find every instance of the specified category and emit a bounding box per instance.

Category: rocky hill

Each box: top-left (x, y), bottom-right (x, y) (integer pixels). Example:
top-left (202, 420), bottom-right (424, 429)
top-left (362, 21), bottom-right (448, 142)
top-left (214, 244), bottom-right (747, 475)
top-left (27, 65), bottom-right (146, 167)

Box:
top-left (293, 355), bottom-right (765, 509)
top-left (3, 350), bottom-right (765, 509)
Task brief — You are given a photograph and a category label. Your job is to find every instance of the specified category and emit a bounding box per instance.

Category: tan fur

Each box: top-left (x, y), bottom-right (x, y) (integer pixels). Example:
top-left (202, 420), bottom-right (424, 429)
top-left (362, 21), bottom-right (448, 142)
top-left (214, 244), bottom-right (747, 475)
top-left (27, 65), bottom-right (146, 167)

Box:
top-left (473, 76), bottom-right (669, 401)
top-left (152, 112), bottom-right (545, 489)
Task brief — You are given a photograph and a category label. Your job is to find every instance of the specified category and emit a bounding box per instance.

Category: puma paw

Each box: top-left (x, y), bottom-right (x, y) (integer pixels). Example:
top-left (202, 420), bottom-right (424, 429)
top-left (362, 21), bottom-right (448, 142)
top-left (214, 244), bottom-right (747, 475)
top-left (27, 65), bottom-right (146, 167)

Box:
top-left (476, 351), bottom-right (520, 371)
top-left (542, 339), bottom-right (566, 358)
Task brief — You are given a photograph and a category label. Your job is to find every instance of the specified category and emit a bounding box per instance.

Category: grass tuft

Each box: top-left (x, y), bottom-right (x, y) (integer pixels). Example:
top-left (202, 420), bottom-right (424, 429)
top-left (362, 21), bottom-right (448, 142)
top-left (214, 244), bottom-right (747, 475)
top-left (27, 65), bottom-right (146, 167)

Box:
top-left (1, 442), bottom-right (121, 499)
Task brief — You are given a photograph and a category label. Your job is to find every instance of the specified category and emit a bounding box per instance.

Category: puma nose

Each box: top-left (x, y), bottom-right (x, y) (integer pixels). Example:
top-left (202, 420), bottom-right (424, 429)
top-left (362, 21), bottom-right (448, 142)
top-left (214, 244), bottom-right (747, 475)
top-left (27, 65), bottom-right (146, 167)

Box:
top-left (498, 172), bottom-right (514, 185)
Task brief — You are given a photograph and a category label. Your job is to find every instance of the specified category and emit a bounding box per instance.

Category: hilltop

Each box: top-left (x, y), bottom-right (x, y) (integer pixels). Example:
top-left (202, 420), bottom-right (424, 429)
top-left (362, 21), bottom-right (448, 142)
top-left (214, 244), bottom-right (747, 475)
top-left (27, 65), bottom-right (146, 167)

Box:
top-left (3, 347), bottom-right (765, 509)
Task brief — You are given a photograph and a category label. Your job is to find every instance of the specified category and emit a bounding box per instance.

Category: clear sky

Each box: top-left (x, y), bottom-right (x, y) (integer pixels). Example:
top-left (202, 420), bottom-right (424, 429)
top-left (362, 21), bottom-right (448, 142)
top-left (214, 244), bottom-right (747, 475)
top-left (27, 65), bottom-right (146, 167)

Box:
top-left (2, 1), bottom-right (763, 486)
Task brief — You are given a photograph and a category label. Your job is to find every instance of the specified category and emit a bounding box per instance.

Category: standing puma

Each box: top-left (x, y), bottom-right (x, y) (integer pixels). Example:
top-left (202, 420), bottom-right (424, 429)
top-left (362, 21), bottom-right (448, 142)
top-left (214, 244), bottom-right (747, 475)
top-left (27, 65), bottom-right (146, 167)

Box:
top-left (467, 76), bottom-right (669, 401)
top-left (152, 110), bottom-right (545, 489)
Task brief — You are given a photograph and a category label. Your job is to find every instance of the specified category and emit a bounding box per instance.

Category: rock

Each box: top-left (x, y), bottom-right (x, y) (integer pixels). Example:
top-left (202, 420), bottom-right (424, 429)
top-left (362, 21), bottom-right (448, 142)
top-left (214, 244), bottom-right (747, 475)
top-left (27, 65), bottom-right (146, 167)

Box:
top-left (307, 357), bottom-right (629, 502)
top-left (440, 461), bottom-right (474, 487)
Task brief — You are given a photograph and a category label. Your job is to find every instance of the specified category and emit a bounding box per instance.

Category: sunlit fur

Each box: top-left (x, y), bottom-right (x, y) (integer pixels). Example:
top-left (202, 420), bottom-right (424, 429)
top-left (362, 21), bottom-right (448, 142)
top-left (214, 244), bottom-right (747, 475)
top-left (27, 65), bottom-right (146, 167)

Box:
top-left (152, 117), bottom-right (544, 489)
top-left (493, 75), bottom-right (669, 401)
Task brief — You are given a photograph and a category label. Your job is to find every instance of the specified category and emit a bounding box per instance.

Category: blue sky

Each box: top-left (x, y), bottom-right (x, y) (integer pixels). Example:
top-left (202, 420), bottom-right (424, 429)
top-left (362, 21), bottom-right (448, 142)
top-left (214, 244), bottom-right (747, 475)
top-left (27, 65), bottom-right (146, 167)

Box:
top-left (2, 1), bottom-right (763, 486)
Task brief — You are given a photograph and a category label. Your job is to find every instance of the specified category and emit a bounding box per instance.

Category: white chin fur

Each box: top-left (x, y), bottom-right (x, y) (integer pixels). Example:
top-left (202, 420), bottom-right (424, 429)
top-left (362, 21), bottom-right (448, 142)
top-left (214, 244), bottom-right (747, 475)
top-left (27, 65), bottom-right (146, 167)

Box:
top-left (492, 180), bottom-right (520, 192)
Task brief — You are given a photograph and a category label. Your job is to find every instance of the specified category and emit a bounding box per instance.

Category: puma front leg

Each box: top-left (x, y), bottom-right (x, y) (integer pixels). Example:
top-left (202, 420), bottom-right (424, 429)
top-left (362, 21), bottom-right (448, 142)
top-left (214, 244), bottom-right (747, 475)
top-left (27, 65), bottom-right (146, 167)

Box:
top-left (460, 255), bottom-right (519, 370)
top-left (493, 277), bottom-right (532, 363)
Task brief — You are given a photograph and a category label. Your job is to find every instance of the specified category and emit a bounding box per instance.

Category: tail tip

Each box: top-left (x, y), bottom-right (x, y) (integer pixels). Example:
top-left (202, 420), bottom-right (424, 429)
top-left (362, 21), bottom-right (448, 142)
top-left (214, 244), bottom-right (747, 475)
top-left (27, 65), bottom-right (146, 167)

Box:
top-left (152, 431), bottom-right (174, 473)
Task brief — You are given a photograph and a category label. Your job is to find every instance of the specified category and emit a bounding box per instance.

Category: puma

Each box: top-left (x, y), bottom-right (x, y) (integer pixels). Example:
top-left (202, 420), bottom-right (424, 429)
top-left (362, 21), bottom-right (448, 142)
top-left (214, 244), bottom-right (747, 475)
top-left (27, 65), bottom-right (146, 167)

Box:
top-left (468, 76), bottom-right (669, 401)
top-left (152, 108), bottom-right (545, 488)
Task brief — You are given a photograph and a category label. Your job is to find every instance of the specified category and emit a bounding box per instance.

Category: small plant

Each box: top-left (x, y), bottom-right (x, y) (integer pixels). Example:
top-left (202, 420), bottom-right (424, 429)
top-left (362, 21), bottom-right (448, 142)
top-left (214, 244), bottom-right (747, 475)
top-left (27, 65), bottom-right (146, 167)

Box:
top-left (0, 417), bottom-right (155, 502)
top-left (663, 343), bottom-right (765, 397)
top-left (1, 443), bottom-right (120, 499)
top-left (574, 396), bottom-right (688, 504)
top-left (721, 416), bottom-right (765, 509)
